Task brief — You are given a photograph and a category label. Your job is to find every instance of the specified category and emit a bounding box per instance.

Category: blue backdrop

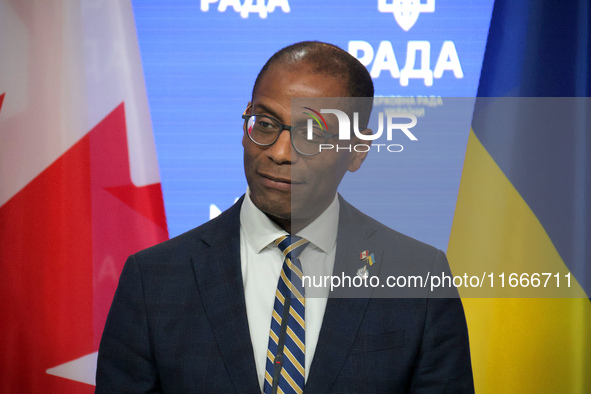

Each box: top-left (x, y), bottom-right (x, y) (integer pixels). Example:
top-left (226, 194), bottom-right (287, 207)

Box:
top-left (132, 0), bottom-right (494, 251)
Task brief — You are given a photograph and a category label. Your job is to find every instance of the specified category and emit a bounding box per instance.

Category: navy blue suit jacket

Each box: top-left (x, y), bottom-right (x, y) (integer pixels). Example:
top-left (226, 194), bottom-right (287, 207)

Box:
top-left (96, 196), bottom-right (474, 393)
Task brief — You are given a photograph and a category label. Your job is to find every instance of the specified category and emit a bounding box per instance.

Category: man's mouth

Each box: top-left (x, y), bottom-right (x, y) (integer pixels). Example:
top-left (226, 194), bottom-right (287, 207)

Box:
top-left (258, 172), bottom-right (302, 191)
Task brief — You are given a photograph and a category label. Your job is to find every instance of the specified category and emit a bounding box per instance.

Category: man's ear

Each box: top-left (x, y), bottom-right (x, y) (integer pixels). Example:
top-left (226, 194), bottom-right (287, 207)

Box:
top-left (347, 128), bottom-right (373, 172)
top-left (243, 102), bottom-right (252, 115)
top-left (242, 102), bottom-right (252, 148)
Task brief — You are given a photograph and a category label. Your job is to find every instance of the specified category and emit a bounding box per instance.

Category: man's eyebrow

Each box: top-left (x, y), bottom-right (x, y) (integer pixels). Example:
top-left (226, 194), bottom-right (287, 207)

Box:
top-left (252, 103), bottom-right (283, 121)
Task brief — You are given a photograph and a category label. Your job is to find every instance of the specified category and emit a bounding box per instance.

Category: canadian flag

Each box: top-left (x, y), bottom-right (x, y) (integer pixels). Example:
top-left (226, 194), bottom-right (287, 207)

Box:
top-left (0, 1), bottom-right (168, 392)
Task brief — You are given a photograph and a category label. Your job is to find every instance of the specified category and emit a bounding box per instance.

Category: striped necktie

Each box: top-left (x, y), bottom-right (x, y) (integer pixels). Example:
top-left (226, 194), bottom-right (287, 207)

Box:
top-left (264, 235), bottom-right (309, 394)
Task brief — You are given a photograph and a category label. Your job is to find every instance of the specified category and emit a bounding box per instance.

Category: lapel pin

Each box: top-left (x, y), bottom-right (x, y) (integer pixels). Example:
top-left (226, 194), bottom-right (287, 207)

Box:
top-left (359, 250), bottom-right (376, 266)
top-left (357, 250), bottom-right (376, 279)
top-left (357, 265), bottom-right (369, 279)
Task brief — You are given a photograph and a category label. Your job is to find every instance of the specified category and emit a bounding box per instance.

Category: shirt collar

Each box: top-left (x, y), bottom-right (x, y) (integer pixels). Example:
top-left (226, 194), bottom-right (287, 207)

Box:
top-left (296, 194), bottom-right (339, 254)
top-left (240, 189), bottom-right (339, 254)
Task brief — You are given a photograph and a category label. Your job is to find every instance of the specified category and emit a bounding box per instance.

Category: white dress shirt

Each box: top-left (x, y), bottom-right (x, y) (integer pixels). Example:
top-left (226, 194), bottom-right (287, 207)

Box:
top-left (240, 190), bottom-right (339, 391)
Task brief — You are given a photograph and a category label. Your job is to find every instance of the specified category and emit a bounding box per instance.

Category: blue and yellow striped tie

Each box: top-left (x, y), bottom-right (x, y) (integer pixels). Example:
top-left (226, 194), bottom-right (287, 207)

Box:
top-left (264, 235), bottom-right (309, 394)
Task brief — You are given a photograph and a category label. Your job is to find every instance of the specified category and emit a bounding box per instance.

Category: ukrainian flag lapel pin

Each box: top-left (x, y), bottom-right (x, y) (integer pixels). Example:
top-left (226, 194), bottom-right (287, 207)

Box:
top-left (357, 250), bottom-right (376, 279)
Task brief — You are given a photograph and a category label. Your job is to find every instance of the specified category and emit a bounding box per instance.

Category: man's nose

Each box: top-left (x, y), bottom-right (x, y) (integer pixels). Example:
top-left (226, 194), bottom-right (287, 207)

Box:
top-left (267, 129), bottom-right (294, 163)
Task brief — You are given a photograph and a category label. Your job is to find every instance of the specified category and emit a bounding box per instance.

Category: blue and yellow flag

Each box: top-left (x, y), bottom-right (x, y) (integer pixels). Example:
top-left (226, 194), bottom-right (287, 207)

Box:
top-left (448, 0), bottom-right (591, 392)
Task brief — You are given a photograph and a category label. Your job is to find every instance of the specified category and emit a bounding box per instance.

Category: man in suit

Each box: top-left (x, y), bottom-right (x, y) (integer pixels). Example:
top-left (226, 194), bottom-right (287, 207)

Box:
top-left (96, 41), bottom-right (474, 393)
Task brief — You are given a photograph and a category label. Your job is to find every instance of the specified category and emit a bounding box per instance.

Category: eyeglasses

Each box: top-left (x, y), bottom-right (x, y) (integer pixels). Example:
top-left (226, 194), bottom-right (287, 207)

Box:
top-left (242, 114), bottom-right (338, 156)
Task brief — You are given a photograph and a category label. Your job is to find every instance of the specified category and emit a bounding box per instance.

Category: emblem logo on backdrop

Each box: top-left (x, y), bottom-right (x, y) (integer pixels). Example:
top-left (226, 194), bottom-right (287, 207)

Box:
top-left (351, 0), bottom-right (464, 87)
top-left (378, 0), bottom-right (435, 31)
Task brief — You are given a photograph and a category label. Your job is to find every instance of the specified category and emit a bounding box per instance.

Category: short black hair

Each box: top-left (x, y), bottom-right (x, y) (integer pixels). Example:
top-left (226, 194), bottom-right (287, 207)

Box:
top-left (252, 41), bottom-right (374, 99)
top-left (252, 41), bottom-right (374, 129)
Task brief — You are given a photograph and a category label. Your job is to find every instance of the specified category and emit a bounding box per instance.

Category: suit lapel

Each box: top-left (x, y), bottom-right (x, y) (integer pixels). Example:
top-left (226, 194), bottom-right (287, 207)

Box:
top-left (192, 197), bottom-right (261, 394)
top-left (305, 196), bottom-right (377, 392)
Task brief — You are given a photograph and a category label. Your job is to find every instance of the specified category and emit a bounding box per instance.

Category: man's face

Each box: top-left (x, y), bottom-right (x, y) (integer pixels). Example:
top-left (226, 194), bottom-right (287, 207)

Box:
top-left (242, 63), bottom-right (368, 230)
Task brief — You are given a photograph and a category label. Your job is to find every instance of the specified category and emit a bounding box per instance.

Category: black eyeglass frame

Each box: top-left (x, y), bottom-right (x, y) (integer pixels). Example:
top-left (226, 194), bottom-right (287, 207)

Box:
top-left (242, 114), bottom-right (339, 156)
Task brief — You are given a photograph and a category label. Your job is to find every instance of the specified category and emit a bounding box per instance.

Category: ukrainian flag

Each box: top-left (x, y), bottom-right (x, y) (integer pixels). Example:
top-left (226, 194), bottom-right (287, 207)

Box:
top-left (448, 0), bottom-right (591, 392)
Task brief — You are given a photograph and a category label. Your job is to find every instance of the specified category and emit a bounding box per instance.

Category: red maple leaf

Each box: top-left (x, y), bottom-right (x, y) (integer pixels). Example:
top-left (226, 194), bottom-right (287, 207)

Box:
top-left (0, 102), bottom-right (168, 392)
